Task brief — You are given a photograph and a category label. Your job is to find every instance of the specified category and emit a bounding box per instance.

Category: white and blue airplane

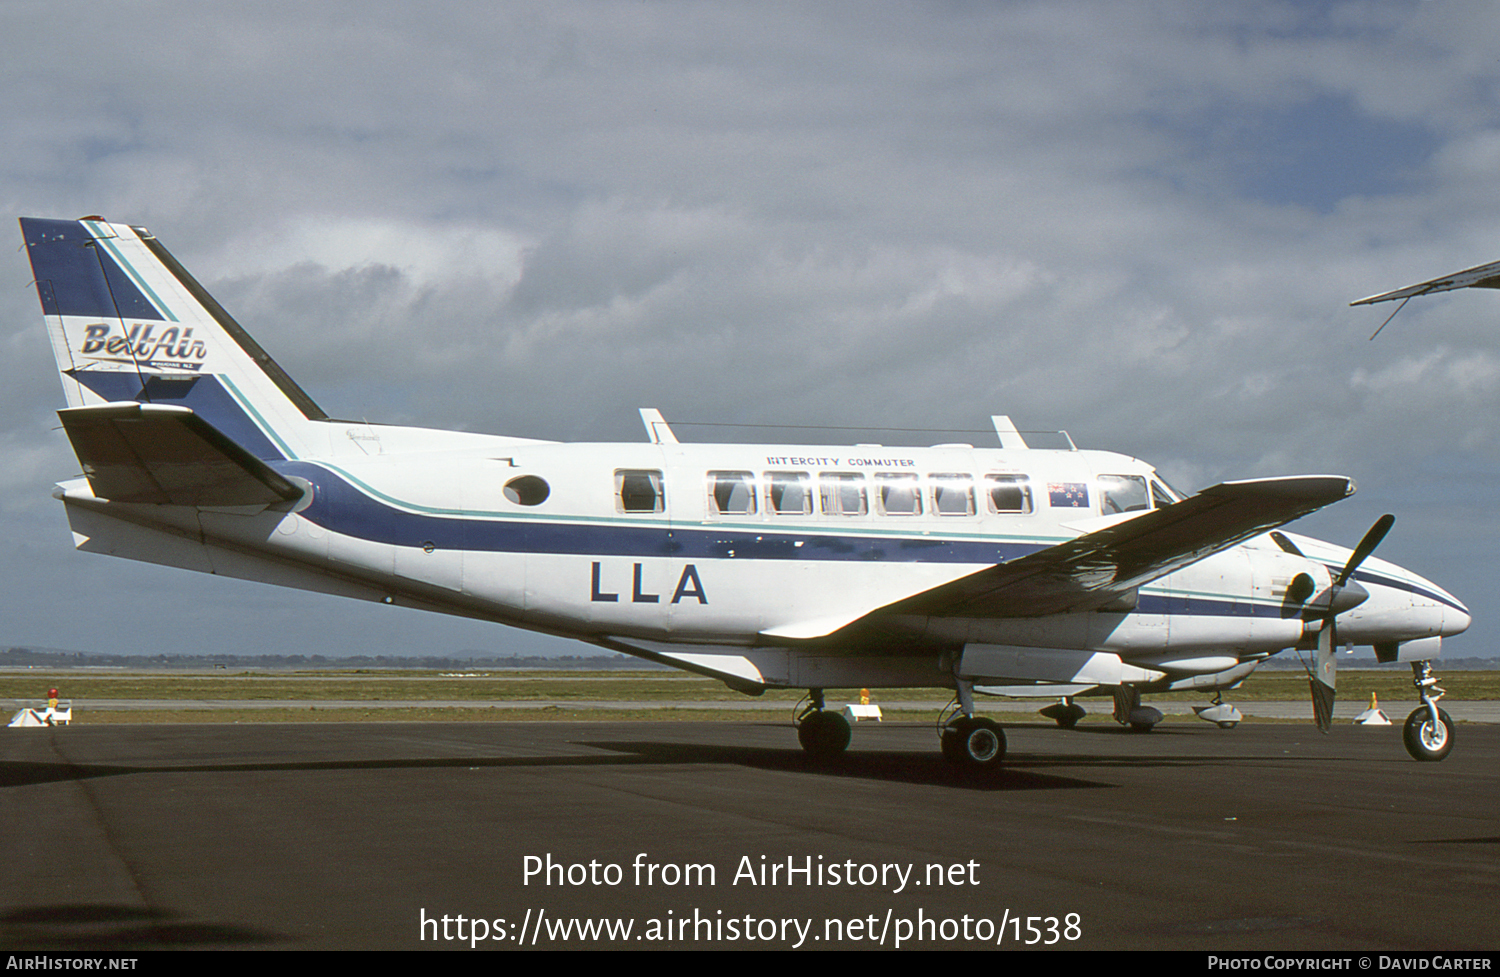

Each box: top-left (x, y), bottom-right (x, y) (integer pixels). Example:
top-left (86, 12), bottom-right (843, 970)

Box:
top-left (19, 216), bottom-right (1472, 769)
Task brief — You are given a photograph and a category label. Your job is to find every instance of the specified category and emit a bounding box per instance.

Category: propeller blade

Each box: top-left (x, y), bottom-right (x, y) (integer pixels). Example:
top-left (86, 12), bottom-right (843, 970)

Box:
top-left (1336, 514), bottom-right (1394, 587)
top-left (1309, 675), bottom-right (1335, 733)
top-left (1270, 531), bottom-right (1305, 557)
top-left (1303, 514), bottom-right (1391, 734)
top-left (1310, 620), bottom-right (1337, 734)
top-left (1272, 534), bottom-right (1308, 558)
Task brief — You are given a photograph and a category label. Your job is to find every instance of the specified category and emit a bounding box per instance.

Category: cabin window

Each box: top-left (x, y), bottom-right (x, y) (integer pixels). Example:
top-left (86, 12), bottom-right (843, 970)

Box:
top-left (503, 475), bottom-right (550, 506)
top-left (930, 473), bottom-right (976, 516)
top-left (766, 472), bottom-right (812, 515)
top-left (616, 469), bottom-right (665, 513)
top-left (708, 471), bottom-right (757, 515)
top-left (875, 473), bottom-right (921, 515)
top-left (819, 473), bottom-right (867, 516)
top-left (985, 474), bottom-right (1033, 514)
top-left (1099, 474), bottom-right (1150, 514)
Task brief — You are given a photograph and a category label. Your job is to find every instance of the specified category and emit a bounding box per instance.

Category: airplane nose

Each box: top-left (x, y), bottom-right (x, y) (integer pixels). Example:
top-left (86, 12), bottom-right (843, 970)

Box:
top-left (1443, 600), bottom-right (1472, 638)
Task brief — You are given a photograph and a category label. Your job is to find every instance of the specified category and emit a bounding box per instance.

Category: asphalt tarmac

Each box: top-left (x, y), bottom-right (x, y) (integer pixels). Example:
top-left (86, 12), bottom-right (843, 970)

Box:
top-left (3, 719), bottom-right (1497, 951)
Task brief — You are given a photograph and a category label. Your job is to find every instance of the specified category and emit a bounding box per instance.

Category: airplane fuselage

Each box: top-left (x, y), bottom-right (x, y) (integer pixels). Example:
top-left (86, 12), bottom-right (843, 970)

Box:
top-left (54, 421), bottom-right (1467, 692)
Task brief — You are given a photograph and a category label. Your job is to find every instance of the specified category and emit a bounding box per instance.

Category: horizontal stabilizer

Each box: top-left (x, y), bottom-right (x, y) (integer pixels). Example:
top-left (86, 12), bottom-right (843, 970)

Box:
top-left (880, 475), bottom-right (1355, 620)
top-left (58, 402), bottom-right (303, 507)
top-left (1351, 258), bottom-right (1500, 305)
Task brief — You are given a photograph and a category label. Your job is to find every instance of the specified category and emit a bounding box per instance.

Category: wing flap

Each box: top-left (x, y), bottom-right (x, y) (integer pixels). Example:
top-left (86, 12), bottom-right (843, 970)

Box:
top-left (58, 402), bottom-right (303, 507)
top-left (881, 475), bottom-right (1354, 620)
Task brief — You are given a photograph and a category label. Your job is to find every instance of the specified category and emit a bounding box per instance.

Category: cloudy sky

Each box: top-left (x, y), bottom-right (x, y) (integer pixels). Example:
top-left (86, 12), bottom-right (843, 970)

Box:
top-left (2, 1), bottom-right (1497, 667)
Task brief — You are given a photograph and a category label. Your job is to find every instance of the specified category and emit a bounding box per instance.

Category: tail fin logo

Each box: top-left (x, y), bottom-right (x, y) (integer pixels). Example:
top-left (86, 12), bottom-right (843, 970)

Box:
top-left (77, 323), bottom-right (207, 372)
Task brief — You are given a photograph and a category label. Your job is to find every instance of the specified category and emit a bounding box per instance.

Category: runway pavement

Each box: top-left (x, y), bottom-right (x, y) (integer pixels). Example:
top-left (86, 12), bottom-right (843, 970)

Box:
top-left (3, 719), bottom-right (1497, 951)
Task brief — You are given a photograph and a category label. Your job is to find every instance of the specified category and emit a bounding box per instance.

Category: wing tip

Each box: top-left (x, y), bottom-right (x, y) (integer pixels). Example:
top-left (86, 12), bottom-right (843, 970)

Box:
top-left (1214, 475), bottom-right (1355, 504)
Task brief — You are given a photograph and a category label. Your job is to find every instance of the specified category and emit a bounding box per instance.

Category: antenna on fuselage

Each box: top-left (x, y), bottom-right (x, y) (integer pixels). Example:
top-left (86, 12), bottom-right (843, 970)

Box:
top-left (990, 415), bottom-right (1028, 449)
top-left (639, 408), bottom-right (680, 444)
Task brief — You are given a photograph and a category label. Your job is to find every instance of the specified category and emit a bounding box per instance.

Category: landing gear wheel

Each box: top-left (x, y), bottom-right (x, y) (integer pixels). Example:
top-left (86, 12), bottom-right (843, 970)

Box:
top-left (941, 717), bottom-right (1007, 771)
top-left (797, 711), bottom-right (851, 760)
top-left (1403, 707), bottom-right (1454, 762)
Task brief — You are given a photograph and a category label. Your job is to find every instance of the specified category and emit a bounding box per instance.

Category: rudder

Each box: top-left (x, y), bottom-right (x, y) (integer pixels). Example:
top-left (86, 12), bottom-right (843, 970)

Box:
top-left (20, 216), bottom-right (324, 461)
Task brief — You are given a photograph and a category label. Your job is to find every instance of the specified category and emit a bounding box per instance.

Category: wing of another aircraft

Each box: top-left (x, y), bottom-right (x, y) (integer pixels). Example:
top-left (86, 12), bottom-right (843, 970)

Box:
top-left (874, 475), bottom-right (1354, 621)
top-left (1351, 258), bottom-right (1500, 305)
top-left (58, 402), bottom-right (304, 507)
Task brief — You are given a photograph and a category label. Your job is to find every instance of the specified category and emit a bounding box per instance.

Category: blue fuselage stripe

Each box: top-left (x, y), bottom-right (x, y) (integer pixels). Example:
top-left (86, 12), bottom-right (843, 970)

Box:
top-left (277, 462), bottom-right (1336, 620)
top-left (283, 461), bottom-right (1034, 564)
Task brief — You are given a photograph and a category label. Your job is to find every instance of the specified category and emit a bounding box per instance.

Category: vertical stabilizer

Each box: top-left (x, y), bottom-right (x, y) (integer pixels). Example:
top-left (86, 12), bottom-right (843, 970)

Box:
top-left (20, 217), bottom-right (324, 461)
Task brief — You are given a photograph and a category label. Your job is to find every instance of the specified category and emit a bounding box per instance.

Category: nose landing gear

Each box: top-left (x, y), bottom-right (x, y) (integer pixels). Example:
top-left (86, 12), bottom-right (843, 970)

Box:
top-left (1403, 661), bottom-right (1455, 762)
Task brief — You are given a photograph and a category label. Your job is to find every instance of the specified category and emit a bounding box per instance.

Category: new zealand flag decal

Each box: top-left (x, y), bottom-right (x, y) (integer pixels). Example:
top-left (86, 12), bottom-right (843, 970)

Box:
top-left (1048, 482), bottom-right (1089, 508)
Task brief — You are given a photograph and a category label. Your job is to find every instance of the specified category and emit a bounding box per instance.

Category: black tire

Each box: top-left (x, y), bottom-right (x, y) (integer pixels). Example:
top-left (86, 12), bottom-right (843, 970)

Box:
top-left (941, 717), bottom-right (1007, 771)
top-left (1403, 706), bottom-right (1455, 762)
top-left (797, 711), bottom-right (851, 759)
top-left (940, 723), bottom-right (965, 763)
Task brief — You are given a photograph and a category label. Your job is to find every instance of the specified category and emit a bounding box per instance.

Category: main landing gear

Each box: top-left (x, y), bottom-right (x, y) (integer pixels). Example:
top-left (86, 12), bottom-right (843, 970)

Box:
top-left (940, 715), bottom-right (1007, 770)
top-left (939, 679), bottom-right (1007, 773)
top-left (1403, 661), bottom-right (1455, 762)
top-left (793, 682), bottom-right (1010, 774)
top-left (795, 689), bottom-right (851, 760)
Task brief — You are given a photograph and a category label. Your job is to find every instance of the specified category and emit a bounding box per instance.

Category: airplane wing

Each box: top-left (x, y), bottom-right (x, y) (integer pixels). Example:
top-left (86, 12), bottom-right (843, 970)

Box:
top-left (58, 402), bottom-right (303, 507)
top-left (875, 475), bottom-right (1354, 620)
top-left (1351, 258), bottom-right (1500, 305)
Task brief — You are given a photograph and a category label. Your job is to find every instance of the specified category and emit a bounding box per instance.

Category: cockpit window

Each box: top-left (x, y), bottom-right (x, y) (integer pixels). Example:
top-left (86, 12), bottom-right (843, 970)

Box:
top-left (1099, 474), bottom-right (1150, 514)
top-left (1150, 478), bottom-right (1180, 508)
top-left (616, 469), bottom-right (665, 513)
